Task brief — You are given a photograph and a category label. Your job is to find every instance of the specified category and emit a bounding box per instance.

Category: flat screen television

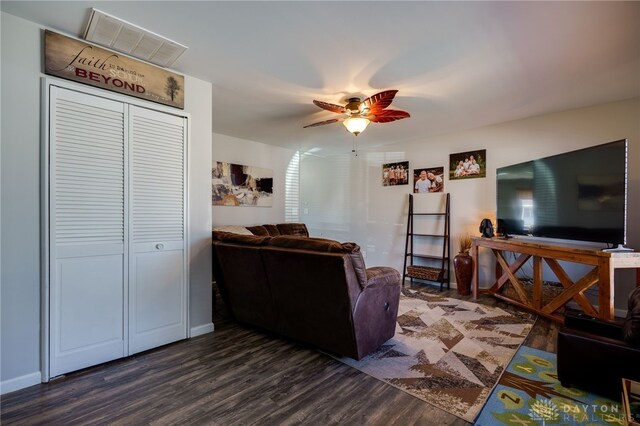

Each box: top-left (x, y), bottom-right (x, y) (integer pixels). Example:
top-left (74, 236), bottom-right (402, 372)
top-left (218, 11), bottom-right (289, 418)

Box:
top-left (496, 139), bottom-right (627, 245)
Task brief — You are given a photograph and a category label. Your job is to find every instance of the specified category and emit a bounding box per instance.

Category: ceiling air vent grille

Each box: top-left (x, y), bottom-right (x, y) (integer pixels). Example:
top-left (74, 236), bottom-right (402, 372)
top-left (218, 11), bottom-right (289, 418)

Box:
top-left (83, 9), bottom-right (187, 68)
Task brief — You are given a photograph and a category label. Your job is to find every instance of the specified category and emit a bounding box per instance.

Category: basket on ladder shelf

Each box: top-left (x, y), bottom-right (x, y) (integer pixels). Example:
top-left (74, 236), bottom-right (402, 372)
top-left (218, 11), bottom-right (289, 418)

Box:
top-left (406, 265), bottom-right (444, 282)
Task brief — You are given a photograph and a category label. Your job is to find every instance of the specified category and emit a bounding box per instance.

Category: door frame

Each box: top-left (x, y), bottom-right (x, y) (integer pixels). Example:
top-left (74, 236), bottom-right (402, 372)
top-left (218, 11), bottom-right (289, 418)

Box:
top-left (41, 77), bottom-right (190, 382)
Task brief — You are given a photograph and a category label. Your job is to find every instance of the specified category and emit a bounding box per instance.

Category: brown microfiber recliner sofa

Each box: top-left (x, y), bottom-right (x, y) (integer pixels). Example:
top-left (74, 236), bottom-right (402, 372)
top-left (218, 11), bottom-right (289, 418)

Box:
top-left (212, 223), bottom-right (401, 360)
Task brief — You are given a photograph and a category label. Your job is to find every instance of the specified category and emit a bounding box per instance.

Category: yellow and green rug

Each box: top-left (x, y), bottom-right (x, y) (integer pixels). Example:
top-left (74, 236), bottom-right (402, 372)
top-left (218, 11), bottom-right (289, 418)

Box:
top-left (474, 346), bottom-right (625, 425)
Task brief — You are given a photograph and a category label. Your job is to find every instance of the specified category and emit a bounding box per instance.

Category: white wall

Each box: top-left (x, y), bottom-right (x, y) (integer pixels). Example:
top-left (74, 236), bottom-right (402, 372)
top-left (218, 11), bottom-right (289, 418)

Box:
top-left (0, 11), bottom-right (41, 394)
top-left (212, 133), bottom-right (298, 226)
top-left (301, 98), bottom-right (640, 311)
top-left (185, 77), bottom-right (213, 337)
top-left (0, 12), bottom-right (213, 393)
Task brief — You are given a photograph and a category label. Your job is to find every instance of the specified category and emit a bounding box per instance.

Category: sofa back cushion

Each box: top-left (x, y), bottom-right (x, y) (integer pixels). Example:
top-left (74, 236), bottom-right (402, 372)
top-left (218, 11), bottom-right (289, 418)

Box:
top-left (343, 243), bottom-right (368, 289)
top-left (246, 225), bottom-right (269, 236)
top-left (268, 236), bottom-right (368, 288)
top-left (261, 247), bottom-right (360, 356)
top-left (262, 224), bottom-right (281, 236)
top-left (247, 224), bottom-right (281, 236)
top-left (213, 231), bottom-right (271, 246)
top-left (276, 223), bottom-right (309, 237)
top-left (269, 235), bottom-right (342, 251)
top-left (212, 225), bottom-right (253, 235)
top-left (624, 287), bottom-right (640, 347)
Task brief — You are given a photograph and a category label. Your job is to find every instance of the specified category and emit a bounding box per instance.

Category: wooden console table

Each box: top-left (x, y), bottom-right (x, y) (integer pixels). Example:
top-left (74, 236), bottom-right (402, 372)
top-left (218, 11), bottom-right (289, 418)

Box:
top-left (471, 237), bottom-right (640, 322)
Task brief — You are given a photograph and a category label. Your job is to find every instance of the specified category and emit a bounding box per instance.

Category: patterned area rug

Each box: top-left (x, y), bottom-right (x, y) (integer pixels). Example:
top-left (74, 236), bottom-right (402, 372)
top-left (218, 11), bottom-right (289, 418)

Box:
top-left (474, 346), bottom-right (624, 425)
top-left (339, 289), bottom-right (536, 422)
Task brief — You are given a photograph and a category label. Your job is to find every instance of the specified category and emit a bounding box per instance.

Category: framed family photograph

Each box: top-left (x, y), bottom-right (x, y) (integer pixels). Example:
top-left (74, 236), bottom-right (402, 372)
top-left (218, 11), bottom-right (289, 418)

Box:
top-left (382, 161), bottom-right (409, 186)
top-left (413, 167), bottom-right (444, 193)
top-left (449, 149), bottom-right (486, 180)
top-left (212, 161), bottom-right (273, 207)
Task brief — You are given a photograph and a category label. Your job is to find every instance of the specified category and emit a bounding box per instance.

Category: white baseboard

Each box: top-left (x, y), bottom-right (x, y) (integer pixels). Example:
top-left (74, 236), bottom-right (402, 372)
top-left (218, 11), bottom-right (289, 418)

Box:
top-left (190, 322), bottom-right (214, 337)
top-left (1, 371), bottom-right (41, 395)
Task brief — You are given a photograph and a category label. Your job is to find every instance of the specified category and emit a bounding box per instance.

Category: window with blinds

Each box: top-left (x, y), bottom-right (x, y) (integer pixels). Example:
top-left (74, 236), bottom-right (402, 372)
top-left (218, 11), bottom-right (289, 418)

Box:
top-left (285, 150), bottom-right (300, 223)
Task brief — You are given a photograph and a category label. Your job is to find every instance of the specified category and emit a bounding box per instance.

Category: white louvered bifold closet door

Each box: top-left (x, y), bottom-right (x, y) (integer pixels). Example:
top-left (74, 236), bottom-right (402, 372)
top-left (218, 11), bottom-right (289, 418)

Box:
top-left (128, 105), bottom-right (187, 354)
top-left (49, 87), bottom-right (127, 377)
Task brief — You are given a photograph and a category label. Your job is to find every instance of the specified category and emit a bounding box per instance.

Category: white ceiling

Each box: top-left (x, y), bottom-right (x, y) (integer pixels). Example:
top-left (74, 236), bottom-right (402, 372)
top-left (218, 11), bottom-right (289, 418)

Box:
top-left (3, 1), bottom-right (640, 154)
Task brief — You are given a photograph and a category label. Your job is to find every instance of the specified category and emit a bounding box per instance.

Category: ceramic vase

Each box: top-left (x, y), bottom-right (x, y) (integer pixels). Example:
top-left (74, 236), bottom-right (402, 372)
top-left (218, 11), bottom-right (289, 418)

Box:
top-left (454, 252), bottom-right (473, 296)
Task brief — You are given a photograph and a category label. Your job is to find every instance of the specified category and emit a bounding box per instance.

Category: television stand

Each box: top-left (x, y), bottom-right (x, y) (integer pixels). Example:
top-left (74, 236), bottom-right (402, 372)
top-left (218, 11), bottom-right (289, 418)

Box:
top-left (471, 237), bottom-right (640, 322)
top-left (602, 244), bottom-right (634, 253)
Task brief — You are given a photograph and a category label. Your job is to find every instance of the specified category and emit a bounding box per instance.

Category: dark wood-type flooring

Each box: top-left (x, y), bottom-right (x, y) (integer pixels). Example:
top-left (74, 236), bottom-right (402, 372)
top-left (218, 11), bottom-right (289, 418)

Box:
top-left (1, 284), bottom-right (559, 425)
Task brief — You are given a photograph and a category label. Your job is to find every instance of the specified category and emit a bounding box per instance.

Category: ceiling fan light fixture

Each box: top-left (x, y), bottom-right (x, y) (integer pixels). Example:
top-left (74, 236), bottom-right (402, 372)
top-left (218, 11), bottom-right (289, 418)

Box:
top-left (343, 117), bottom-right (370, 135)
top-left (304, 90), bottom-right (408, 133)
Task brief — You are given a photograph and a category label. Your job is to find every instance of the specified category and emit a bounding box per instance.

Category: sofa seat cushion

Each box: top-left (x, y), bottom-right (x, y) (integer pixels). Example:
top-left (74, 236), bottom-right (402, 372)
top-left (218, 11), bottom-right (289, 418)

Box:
top-left (624, 287), bottom-right (640, 347)
top-left (213, 231), bottom-right (271, 246)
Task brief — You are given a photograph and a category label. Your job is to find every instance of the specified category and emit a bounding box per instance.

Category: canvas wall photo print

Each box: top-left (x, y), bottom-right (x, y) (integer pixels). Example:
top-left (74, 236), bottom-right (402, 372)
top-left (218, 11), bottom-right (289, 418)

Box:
top-left (413, 167), bottom-right (444, 193)
top-left (449, 149), bottom-right (486, 180)
top-left (212, 161), bottom-right (273, 207)
top-left (383, 161), bottom-right (409, 186)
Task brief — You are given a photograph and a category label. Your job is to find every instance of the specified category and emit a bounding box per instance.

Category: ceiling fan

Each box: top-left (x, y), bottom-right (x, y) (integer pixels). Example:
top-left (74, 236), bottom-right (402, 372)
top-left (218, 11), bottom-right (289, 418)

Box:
top-left (303, 90), bottom-right (410, 136)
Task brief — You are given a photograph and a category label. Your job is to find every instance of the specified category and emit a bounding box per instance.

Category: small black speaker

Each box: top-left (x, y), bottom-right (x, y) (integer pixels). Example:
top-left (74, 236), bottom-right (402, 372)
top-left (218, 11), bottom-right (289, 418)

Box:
top-left (479, 218), bottom-right (494, 238)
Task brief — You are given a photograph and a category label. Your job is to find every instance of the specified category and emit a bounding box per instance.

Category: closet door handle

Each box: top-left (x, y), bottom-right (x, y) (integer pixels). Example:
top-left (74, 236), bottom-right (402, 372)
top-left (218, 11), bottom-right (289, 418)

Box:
top-left (156, 243), bottom-right (164, 250)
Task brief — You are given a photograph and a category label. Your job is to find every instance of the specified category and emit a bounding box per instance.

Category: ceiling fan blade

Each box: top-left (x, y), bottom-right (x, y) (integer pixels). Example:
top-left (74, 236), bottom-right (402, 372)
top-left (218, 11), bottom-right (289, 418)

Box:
top-left (361, 90), bottom-right (398, 113)
top-left (368, 110), bottom-right (410, 123)
top-left (313, 100), bottom-right (347, 114)
top-left (303, 118), bottom-right (342, 128)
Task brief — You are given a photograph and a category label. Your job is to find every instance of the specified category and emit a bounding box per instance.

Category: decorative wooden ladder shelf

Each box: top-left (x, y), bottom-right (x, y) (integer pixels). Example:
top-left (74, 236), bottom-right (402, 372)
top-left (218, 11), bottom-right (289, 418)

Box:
top-left (402, 193), bottom-right (451, 290)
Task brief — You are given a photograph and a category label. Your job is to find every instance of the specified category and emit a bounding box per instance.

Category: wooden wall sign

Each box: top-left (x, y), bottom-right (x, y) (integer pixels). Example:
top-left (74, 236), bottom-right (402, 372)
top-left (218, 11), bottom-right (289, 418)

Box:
top-left (44, 30), bottom-right (184, 109)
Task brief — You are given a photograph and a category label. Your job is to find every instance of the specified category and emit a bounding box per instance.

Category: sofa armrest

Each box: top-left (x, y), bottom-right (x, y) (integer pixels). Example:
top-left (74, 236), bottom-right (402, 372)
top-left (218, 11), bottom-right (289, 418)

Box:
top-left (352, 267), bottom-right (401, 359)
top-left (564, 308), bottom-right (624, 340)
top-left (365, 266), bottom-right (401, 288)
